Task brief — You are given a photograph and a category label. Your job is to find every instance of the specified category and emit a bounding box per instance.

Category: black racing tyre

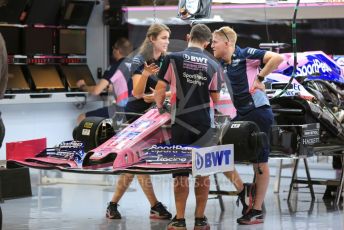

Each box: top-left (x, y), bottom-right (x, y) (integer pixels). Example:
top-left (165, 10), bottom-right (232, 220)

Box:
top-left (73, 117), bottom-right (115, 152)
top-left (220, 121), bottom-right (263, 163)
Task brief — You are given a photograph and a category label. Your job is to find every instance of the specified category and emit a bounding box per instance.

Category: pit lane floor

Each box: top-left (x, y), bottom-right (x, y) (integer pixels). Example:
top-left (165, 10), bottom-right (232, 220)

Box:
top-left (1, 163), bottom-right (343, 230)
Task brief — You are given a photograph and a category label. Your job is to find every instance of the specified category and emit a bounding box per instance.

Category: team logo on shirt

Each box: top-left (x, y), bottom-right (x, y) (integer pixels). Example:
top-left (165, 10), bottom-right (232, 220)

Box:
top-left (183, 54), bottom-right (191, 61)
top-left (231, 59), bottom-right (240, 67)
top-left (183, 54), bottom-right (208, 64)
top-left (183, 72), bottom-right (207, 86)
top-left (124, 62), bottom-right (132, 69)
top-left (247, 48), bottom-right (257, 55)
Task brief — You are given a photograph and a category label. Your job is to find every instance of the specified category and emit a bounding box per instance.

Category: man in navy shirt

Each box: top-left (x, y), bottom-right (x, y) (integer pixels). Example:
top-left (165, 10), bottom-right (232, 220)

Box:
top-left (212, 26), bottom-right (283, 225)
top-left (76, 37), bottom-right (133, 123)
top-left (155, 24), bottom-right (221, 230)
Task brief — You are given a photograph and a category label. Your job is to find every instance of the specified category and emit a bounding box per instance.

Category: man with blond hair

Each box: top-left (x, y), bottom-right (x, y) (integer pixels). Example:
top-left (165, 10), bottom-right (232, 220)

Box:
top-left (212, 26), bottom-right (283, 225)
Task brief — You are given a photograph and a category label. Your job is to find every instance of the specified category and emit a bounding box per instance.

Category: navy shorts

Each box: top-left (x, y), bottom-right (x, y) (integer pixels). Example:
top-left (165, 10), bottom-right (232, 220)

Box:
top-left (171, 123), bottom-right (215, 178)
top-left (233, 105), bottom-right (274, 163)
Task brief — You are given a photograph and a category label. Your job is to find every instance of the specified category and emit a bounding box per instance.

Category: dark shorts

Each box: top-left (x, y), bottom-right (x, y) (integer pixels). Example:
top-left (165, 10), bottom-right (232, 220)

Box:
top-left (233, 105), bottom-right (274, 163)
top-left (171, 123), bottom-right (215, 178)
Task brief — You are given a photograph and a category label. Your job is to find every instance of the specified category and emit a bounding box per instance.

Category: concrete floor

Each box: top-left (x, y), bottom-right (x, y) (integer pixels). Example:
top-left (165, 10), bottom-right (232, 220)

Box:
top-left (1, 164), bottom-right (344, 230)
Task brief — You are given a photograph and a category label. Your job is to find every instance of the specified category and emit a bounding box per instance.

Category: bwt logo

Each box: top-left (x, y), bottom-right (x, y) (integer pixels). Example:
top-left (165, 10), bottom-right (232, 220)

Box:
top-left (195, 150), bottom-right (231, 170)
top-left (183, 54), bottom-right (208, 64)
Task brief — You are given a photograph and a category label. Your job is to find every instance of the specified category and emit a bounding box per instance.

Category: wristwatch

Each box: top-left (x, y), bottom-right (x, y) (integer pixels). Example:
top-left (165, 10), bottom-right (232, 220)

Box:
top-left (158, 106), bottom-right (165, 114)
top-left (257, 75), bottom-right (265, 82)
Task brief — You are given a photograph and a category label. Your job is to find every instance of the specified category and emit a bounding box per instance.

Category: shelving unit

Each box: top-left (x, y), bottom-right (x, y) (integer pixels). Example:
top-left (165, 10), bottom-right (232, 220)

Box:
top-left (0, 92), bottom-right (105, 105)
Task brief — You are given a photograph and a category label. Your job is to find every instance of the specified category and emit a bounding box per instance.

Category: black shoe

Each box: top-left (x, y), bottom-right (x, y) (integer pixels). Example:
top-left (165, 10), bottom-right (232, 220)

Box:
top-left (106, 202), bottom-right (121, 219)
top-left (194, 216), bottom-right (210, 230)
top-left (236, 183), bottom-right (256, 215)
top-left (167, 216), bottom-right (187, 230)
top-left (150, 202), bottom-right (172, 219)
top-left (323, 185), bottom-right (337, 200)
top-left (237, 209), bottom-right (264, 225)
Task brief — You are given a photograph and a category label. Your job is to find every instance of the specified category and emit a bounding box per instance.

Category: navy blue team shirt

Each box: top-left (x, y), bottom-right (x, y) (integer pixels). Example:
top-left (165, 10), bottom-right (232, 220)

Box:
top-left (221, 46), bottom-right (269, 115)
top-left (157, 47), bottom-right (221, 127)
top-left (103, 57), bottom-right (125, 82)
top-left (125, 54), bottom-right (164, 114)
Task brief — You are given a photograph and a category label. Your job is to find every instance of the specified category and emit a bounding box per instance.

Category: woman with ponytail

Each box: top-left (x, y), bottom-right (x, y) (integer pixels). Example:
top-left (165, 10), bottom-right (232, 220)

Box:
top-left (106, 23), bottom-right (172, 220)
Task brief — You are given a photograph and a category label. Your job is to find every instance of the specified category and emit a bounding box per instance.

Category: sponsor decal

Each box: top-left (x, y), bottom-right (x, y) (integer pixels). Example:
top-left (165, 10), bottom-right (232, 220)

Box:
top-left (156, 154), bottom-right (188, 163)
top-left (182, 72), bottom-right (207, 86)
top-left (130, 120), bottom-right (154, 129)
top-left (231, 59), bottom-right (240, 67)
top-left (231, 124), bottom-right (241, 128)
top-left (192, 145), bottom-right (234, 176)
top-left (46, 141), bottom-right (85, 166)
top-left (301, 124), bottom-right (320, 146)
top-left (148, 144), bottom-right (193, 151)
top-left (278, 54), bottom-right (342, 82)
top-left (126, 132), bottom-right (140, 140)
top-left (183, 62), bottom-right (207, 71)
top-left (303, 129), bottom-right (319, 136)
top-left (195, 152), bottom-right (204, 170)
top-left (142, 145), bottom-right (193, 164)
top-left (83, 122), bottom-right (94, 129)
top-left (296, 59), bottom-right (332, 76)
top-left (302, 137), bottom-right (320, 145)
top-left (183, 54), bottom-right (208, 64)
top-left (81, 129), bottom-right (91, 136)
top-left (60, 141), bottom-right (84, 148)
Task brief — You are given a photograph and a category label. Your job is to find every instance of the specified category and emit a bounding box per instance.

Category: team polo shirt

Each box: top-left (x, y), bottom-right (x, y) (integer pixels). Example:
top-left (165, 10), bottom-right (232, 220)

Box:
top-left (108, 57), bottom-right (132, 107)
top-left (125, 54), bottom-right (164, 113)
top-left (222, 46), bottom-right (269, 115)
top-left (157, 47), bottom-right (221, 127)
top-left (103, 57), bottom-right (125, 82)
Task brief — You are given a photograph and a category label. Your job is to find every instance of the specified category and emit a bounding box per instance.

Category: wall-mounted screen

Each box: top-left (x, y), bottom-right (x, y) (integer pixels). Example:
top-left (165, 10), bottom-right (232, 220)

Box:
top-left (61, 0), bottom-right (95, 26)
top-left (28, 65), bottom-right (64, 90)
top-left (24, 27), bottom-right (55, 55)
top-left (59, 29), bottom-right (86, 55)
top-left (0, 0), bottom-right (27, 24)
top-left (25, 0), bottom-right (62, 25)
top-left (0, 26), bottom-right (21, 55)
top-left (7, 65), bottom-right (30, 91)
top-left (60, 65), bottom-right (95, 90)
